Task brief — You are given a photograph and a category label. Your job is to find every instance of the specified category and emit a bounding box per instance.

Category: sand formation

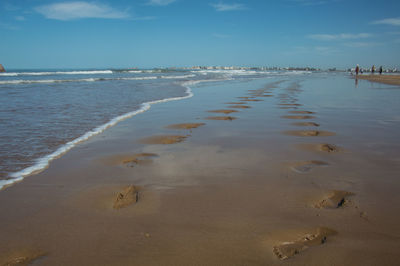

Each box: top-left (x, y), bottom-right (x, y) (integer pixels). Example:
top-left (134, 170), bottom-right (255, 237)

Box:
top-left (284, 130), bottom-right (335, 137)
top-left (282, 115), bottom-right (315, 119)
top-left (273, 227), bottom-right (337, 260)
top-left (1, 250), bottom-right (46, 266)
top-left (228, 105), bottom-right (251, 109)
top-left (113, 185), bottom-right (139, 209)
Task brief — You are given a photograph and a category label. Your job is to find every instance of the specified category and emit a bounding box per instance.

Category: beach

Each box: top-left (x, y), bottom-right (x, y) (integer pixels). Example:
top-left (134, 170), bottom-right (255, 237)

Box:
top-left (1, 72), bottom-right (400, 265)
top-left (355, 74), bottom-right (400, 85)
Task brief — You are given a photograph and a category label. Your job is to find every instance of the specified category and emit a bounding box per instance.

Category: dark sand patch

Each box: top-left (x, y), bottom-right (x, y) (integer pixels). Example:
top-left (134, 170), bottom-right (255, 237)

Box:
top-left (261, 94), bottom-right (273, 97)
top-left (237, 96), bottom-right (255, 99)
top-left (205, 116), bottom-right (237, 121)
top-left (282, 115), bottom-right (315, 120)
top-left (278, 106), bottom-right (298, 110)
top-left (273, 227), bottom-right (337, 260)
top-left (166, 123), bottom-right (205, 130)
top-left (292, 122), bottom-right (320, 127)
top-left (113, 185), bottom-right (139, 209)
top-left (289, 110), bottom-right (315, 114)
top-left (228, 105), bottom-right (251, 109)
top-left (140, 135), bottom-right (187, 145)
top-left (284, 130), bottom-right (335, 137)
top-left (290, 160), bottom-right (329, 173)
top-left (315, 190), bottom-right (354, 209)
top-left (208, 110), bottom-right (238, 114)
top-left (0, 250), bottom-right (47, 266)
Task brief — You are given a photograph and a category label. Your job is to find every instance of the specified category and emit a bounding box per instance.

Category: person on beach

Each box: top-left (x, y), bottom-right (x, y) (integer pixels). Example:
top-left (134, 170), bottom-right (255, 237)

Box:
top-left (355, 64), bottom-right (359, 75)
top-left (379, 66), bottom-right (383, 75)
top-left (371, 65), bottom-right (375, 74)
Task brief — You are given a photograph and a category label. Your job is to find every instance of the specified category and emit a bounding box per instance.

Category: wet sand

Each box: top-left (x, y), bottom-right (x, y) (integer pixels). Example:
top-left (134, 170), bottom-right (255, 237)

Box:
top-left (1, 74), bottom-right (400, 265)
top-left (355, 74), bottom-right (400, 85)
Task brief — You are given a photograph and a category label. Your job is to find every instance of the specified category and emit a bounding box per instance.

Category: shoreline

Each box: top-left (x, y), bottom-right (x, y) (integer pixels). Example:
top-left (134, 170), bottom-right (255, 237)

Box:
top-left (1, 73), bottom-right (400, 265)
top-left (354, 74), bottom-right (400, 85)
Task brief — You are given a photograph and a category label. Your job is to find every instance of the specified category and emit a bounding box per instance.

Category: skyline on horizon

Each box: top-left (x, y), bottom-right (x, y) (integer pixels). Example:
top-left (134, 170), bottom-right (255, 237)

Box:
top-left (1, 0), bottom-right (400, 69)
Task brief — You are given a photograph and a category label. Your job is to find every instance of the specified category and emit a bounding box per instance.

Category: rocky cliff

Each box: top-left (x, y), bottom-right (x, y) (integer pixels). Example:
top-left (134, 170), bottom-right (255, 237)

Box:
top-left (0, 64), bottom-right (5, 72)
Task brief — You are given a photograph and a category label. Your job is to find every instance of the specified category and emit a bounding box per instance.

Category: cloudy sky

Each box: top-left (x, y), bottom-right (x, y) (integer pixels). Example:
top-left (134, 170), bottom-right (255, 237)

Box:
top-left (1, 0), bottom-right (400, 69)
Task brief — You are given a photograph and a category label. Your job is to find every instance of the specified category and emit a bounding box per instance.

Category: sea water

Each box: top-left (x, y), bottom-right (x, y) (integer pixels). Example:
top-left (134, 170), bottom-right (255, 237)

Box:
top-left (0, 68), bottom-right (311, 189)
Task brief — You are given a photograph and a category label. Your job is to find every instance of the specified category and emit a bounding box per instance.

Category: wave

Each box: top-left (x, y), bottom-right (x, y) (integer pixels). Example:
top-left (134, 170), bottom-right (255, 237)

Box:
top-left (0, 82), bottom-right (198, 191)
top-left (0, 74), bottom-right (199, 85)
top-left (0, 70), bottom-right (114, 77)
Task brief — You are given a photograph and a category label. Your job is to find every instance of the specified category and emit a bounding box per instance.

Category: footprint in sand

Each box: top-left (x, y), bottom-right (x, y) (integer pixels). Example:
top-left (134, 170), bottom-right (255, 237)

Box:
top-left (282, 115), bottom-right (315, 119)
top-left (273, 227), bottom-right (337, 260)
top-left (208, 110), bottom-right (238, 114)
top-left (228, 105), bottom-right (251, 109)
top-left (292, 122), bottom-right (320, 127)
top-left (290, 160), bottom-right (329, 173)
top-left (243, 98), bottom-right (264, 102)
top-left (297, 143), bottom-right (341, 153)
top-left (279, 103), bottom-right (302, 106)
top-left (121, 153), bottom-right (158, 168)
top-left (1, 250), bottom-right (47, 266)
top-left (289, 110), bottom-right (315, 114)
top-left (225, 102), bottom-right (245, 105)
top-left (140, 135), bottom-right (187, 144)
top-left (284, 130), bottom-right (335, 137)
top-left (315, 190), bottom-right (354, 209)
top-left (205, 116), bottom-right (237, 121)
top-left (165, 123), bottom-right (205, 130)
top-left (113, 185), bottom-right (140, 209)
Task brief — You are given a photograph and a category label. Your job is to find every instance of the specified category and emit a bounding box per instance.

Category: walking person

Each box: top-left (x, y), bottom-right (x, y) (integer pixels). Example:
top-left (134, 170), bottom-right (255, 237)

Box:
top-left (379, 66), bottom-right (383, 75)
top-left (355, 64), bottom-right (359, 75)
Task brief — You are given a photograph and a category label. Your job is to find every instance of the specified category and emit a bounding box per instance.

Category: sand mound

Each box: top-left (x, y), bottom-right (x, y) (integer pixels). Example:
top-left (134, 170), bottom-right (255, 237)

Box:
top-left (228, 105), bottom-right (251, 109)
top-left (289, 110), bottom-right (315, 114)
top-left (113, 185), bottom-right (139, 209)
top-left (237, 96), bottom-right (254, 99)
top-left (292, 122), bottom-right (320, 127)
top-left (140, 135), bottom-right (187, 144)
top-left (208, 110), bottom-right (238, 114)
top-left (284, 130), bottom-right (335, 137)
top-left (315, 190), bottom-right (354, 209)
top-left (205, 116), bottom-right (237, 121)
top-left (166, 123), bottom-right (205, 130)
top-left (290, 160), bottom-right (329, 173)
top-left (1, 250), bottom-right (46, 266)
top-left (281, 115), bottom-right (315, 119)
top-left (273, 227), bottom-right (337, 260)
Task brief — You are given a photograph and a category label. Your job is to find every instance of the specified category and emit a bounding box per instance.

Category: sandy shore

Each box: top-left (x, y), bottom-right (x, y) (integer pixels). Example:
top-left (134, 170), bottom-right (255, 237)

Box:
top-left (1, 74), bottom-right (400, 265)
top-left (355, 74), bottom-right (400, 85)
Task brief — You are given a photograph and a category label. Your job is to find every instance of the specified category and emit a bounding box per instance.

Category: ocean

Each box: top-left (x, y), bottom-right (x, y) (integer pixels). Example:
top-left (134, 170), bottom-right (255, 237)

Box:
top-left (0, 68), bottom-right (311, 189)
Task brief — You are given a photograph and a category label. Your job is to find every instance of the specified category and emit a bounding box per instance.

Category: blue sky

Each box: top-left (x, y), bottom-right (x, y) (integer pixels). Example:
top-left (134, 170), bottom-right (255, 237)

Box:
top-left (1, 0), bottom-right (400, 69)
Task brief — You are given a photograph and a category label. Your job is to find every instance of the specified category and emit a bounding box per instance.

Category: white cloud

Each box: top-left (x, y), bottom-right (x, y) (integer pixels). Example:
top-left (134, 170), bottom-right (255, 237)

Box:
top-left (344, 42), bottom-right (381, 48)
top-left (211, 2), bottom-right (245, 11)
top-left (372, 17), bottom-right (400, 26)
top-left (147, 0), bottom-right (176, 6)
top-left (308, 33), bottom-right (372, 41)
top-left (35, 1), bottom-right (129, 20)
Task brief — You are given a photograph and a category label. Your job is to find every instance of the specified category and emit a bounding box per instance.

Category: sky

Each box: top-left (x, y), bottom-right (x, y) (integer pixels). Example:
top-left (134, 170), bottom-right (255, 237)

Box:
top-left (1, 0), bottom-right (400, 69)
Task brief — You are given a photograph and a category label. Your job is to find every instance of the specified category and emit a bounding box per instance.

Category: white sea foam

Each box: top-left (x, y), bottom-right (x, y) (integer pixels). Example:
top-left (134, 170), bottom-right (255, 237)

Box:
top-left (0, 81), bottom-right (200, 190)
top-left (0, 75), bottom-right (198, 85)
